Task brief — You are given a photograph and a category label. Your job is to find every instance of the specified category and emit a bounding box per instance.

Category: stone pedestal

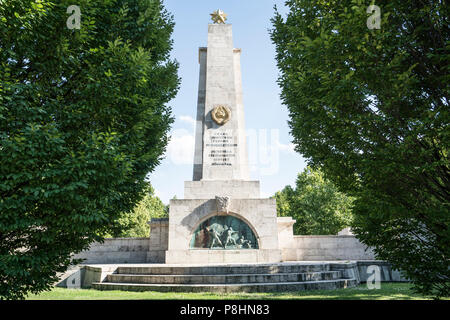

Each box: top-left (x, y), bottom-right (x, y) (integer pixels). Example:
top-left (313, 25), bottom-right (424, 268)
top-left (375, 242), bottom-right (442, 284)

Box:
top-left (277, 217), bottom-right (297, 261)
top-left (184, 180), bottom-right (260, 199)
top-left (146, 218), bottom-right (168, 263)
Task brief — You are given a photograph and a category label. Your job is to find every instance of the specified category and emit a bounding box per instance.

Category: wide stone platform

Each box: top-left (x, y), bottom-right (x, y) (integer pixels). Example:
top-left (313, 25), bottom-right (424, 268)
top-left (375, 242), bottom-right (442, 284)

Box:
top-left (90, 262), bottom-right (359, 293)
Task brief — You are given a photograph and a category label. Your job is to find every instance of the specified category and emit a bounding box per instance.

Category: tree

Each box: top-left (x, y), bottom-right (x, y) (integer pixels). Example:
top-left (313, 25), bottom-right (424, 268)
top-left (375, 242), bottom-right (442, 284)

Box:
top-left (106, 182), bottom-right (168, 238)
top-left (271, 0), bottom-right (449, 297)
top-left (275, 167), bottom-right (353, 235)
top-left (0, 0), bottom-right (179, 299)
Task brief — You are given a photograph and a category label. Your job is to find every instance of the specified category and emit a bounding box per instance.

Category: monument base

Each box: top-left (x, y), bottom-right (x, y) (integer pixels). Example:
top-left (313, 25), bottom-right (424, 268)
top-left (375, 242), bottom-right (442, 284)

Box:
top-left (165, 249), bottom-right (282, 264)
top-left (167, 197), bottom-right (281, 264)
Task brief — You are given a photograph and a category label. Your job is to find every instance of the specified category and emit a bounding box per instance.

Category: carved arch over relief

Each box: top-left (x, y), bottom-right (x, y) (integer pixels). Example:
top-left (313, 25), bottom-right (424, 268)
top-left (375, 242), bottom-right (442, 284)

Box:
top-left (189, 214), bottom-right (259, 250)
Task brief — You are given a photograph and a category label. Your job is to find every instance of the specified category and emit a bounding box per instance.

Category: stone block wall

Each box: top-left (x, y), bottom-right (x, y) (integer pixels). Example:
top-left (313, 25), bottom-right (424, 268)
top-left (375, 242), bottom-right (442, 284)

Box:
top-left (357, 260), bottom-right (408, 282)
top-left (73, 238), bottom-right (150, 264)
top-left (280, 235), bottom-right (376, 261)
top-left (73, 219), bottom-right (169, 264)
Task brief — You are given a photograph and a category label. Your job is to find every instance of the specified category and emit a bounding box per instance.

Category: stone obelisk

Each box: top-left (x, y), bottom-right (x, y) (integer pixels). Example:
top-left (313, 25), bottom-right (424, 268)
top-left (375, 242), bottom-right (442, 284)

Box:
top-left (185, 10), bottom-right (260, 200)
top-left (193, 22), bottom-right (250, 181)
top-left (165, 11), bottom-right (287, 264)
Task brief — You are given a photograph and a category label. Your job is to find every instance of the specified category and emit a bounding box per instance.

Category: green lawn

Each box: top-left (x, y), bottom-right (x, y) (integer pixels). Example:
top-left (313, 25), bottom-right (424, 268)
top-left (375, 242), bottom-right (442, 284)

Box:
top-left (26, 283), bottom-right (440, 300)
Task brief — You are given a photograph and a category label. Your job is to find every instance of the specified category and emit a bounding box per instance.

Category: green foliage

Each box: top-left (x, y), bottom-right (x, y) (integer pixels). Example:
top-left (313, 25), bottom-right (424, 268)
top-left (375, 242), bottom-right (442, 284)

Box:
top-left (271, 0), bottom-right (449, 297)
top-left (105, 183), bottom-right (168, 238)
top-left (275, 167), bottom-right (353, 235)
top-left (0, 0), bottom-right (179, 299)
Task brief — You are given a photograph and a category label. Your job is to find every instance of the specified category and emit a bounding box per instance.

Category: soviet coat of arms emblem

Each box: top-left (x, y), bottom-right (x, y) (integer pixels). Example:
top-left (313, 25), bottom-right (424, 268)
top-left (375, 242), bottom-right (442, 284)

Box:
top-left (211, 105), bottom-right (231, 125)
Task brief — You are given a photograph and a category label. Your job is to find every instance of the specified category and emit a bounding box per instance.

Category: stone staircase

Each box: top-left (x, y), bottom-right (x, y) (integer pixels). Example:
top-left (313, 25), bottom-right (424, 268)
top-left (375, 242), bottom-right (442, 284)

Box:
top-left (91, 262), bottom-right (359, 293)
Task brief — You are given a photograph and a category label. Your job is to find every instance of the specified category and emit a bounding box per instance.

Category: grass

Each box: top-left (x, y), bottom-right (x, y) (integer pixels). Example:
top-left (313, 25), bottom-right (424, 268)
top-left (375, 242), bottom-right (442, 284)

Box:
top-left (26, 283), bottom-right (441, 300)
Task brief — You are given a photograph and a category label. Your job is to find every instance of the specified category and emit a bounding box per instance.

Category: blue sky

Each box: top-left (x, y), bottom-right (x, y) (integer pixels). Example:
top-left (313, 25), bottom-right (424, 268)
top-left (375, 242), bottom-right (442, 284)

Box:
top-left (149, 0), bottom-right (307, 204)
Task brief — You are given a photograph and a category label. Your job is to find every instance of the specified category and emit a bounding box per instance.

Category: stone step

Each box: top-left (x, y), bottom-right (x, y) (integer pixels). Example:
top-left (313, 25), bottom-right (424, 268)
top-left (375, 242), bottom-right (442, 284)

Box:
top-left (106, 271), bottom-right (342, 285)
top-left (92, 278), bottom-right (359, 293)
top-left (116, 263), bottom-right (330, 275)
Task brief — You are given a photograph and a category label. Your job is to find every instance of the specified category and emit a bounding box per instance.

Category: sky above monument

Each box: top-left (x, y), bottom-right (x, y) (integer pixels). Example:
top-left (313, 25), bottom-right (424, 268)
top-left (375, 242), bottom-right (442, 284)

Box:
top-left (149, 0), bottom-right (307, 204)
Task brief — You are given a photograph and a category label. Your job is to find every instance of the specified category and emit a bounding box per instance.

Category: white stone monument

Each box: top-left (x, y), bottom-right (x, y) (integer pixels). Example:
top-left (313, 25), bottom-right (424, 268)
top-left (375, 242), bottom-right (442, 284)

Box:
top-left (165, 11), bottom-right (286, 264)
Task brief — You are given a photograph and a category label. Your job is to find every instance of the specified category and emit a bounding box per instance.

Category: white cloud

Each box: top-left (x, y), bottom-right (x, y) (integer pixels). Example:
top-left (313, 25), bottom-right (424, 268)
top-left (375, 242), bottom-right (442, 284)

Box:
top-left (277, 141), bottom-right (296, 154)
top-left (167, 128), bottom-right (195, 165)
top-left (179, 115), bottom-right (196, 127)
top-left (260, 190), bottom-right (272, 198)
